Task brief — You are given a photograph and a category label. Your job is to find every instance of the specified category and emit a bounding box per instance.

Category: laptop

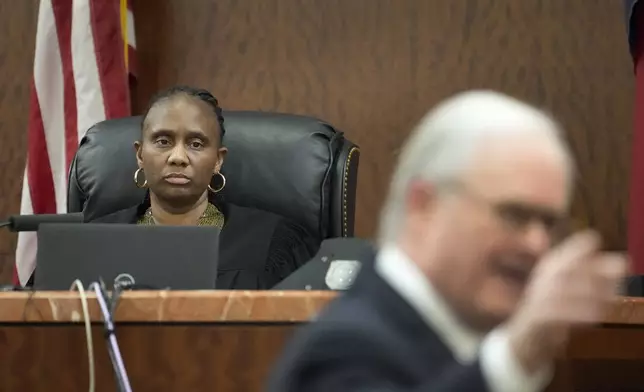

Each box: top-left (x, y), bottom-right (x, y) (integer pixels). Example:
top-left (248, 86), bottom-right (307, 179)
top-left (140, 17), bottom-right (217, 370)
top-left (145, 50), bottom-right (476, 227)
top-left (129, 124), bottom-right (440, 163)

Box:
top-left (34, 223), bottom-right (220, 291)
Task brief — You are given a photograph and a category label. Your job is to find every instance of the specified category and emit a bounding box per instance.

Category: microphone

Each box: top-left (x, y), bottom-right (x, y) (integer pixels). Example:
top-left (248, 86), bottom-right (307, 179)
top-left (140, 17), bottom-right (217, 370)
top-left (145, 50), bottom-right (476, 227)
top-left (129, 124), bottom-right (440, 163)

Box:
top-left (91, 281), bottom-right (132, 392)
top-left (0, 212), bottom-right (85, 232)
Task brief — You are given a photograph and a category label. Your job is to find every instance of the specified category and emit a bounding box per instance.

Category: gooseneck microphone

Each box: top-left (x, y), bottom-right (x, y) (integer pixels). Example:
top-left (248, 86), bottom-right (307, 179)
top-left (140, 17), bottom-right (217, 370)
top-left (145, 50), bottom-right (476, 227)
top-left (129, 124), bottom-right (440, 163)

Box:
top-left (0, 212), bottom-right (86, 291)
top-left (0, 212), bottom-right (85, 232)
top-left (91, 281), bottom-right (132, 392)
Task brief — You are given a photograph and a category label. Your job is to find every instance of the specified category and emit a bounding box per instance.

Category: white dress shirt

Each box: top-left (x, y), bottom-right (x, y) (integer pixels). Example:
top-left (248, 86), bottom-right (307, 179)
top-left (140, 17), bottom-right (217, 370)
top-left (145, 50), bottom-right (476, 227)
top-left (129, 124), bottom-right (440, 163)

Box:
top-left (375, 246), bottom-right (552, 392)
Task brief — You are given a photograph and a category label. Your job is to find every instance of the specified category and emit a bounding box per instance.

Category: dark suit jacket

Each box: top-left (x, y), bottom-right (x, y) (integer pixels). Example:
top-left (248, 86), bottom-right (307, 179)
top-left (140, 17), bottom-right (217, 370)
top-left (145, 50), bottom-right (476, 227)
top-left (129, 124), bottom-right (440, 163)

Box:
top-left (265, 254), bottom-right (489, 392)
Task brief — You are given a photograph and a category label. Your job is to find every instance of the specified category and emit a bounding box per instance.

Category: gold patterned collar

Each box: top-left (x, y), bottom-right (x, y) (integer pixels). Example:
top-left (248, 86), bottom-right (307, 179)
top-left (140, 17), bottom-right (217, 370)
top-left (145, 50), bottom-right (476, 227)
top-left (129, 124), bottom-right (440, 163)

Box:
top-left (137, 202), bottom-right (224, 229)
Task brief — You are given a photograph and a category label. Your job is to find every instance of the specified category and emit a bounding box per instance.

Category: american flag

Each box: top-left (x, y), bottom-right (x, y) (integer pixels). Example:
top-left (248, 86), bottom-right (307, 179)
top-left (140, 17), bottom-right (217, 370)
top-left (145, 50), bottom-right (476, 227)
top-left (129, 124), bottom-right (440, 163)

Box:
top-left (13, 0), bottom-right (137, 286)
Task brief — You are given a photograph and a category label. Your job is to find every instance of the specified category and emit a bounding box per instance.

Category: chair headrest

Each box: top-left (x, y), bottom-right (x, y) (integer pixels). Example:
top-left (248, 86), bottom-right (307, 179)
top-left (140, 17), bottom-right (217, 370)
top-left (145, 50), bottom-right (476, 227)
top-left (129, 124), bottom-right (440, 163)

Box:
top-left (69, 111), bottom-right (346, 238)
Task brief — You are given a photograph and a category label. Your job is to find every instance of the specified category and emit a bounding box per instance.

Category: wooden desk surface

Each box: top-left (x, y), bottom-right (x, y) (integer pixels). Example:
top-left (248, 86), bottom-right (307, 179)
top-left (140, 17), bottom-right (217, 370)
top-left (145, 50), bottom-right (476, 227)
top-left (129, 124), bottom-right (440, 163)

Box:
top-left (0, 290), bottom-right (337, 322)
top-left (1, 290), bottom-right (644, 324)
top-left (1, 292), bottom-right (644, 391)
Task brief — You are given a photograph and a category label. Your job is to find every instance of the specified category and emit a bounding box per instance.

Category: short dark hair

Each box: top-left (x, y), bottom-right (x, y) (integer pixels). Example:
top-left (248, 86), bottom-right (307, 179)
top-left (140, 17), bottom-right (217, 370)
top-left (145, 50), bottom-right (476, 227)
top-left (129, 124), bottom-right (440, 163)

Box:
top-left (141, 85), bottom-right (226, 141)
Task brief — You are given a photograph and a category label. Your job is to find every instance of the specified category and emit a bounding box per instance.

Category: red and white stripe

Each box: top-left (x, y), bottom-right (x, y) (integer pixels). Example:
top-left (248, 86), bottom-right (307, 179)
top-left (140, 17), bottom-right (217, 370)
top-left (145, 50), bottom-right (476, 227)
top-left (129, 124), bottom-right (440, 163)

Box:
top-left (123, 0), bottom-right (137, 77)
top-left (14, 0), bottom-right (135, 286)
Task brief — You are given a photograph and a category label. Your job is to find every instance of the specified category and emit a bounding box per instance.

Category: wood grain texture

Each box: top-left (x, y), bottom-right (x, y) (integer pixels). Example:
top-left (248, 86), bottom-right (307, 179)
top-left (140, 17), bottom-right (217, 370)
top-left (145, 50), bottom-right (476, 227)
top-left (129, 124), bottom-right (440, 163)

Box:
top-left (0, 290), bottom-right (335, 322)
top-left (0, 0), bottom-right (634, 283)
top-left (3, 290), bottom-right (644, 325)
top-left (550, 328), bottom-right (644, 390)
top-left (0, 324), bottom-right (297, 392)
top-left (0, 1), bottom-right (38, 283)
top-left (3, 292), bottom-right (644, 391)
top-left (2, 327), bottom-right (642, 392)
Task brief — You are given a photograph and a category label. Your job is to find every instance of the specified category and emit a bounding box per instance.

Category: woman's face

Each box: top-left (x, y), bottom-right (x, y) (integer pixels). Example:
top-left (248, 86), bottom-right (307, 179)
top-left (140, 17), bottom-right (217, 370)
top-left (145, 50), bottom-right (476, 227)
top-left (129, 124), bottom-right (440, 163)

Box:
top-left (135, 95), bottom-right (227, 206)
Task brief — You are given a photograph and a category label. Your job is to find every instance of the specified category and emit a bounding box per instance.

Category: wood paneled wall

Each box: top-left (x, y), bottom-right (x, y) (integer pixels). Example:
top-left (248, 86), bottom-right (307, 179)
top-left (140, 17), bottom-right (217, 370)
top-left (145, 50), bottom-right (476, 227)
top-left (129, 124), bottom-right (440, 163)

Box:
top-left (0, 0), bottom-right (634, 283)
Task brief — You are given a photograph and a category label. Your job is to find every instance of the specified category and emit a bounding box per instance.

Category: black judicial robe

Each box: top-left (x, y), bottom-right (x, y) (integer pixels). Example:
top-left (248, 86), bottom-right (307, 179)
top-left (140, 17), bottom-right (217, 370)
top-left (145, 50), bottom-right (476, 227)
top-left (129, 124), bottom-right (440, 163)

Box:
top-left (88, 195), bottom-right (319, 290)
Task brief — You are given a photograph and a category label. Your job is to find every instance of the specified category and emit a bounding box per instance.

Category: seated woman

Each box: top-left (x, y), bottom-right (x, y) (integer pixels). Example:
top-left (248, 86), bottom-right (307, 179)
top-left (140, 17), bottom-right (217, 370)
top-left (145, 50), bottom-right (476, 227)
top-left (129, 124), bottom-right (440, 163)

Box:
top-left (89, 85), bottom-right (319, 289)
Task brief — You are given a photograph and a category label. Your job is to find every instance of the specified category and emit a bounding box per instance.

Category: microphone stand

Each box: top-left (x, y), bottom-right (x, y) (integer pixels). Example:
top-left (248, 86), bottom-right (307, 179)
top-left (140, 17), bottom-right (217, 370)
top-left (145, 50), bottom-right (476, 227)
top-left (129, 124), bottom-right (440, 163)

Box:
top-left (91, 282), bottom-right (132, 392)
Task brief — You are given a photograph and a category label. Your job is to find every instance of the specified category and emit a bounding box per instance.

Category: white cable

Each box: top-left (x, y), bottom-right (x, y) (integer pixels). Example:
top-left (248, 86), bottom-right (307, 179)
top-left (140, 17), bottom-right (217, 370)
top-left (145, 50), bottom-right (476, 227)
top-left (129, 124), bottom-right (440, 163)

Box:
top-left (70, 279), bottom-right (95, 392)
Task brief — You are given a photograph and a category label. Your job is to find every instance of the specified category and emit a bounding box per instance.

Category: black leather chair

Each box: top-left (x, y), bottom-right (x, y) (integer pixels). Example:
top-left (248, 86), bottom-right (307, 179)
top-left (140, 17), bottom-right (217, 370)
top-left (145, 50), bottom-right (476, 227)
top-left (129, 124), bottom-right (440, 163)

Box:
top-left (67, 111), bottom-right (360, 240)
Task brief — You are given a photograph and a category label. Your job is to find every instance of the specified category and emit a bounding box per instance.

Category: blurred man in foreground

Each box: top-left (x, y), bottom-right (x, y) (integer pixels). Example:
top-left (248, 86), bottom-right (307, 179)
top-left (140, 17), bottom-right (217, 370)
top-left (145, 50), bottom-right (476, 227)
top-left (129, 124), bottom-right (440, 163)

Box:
top-left (266, 90), bottom-right (627, 392)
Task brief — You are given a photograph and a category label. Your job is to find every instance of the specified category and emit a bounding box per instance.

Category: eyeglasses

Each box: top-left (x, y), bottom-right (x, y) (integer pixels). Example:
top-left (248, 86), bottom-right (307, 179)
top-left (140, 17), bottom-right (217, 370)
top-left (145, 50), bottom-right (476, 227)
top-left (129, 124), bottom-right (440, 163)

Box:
top-left (440, 181), bottom-right (569, 238)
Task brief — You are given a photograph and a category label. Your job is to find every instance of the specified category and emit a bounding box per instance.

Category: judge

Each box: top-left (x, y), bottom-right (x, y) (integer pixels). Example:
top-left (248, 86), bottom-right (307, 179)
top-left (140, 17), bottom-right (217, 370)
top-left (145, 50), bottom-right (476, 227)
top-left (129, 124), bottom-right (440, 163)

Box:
top-left (266, 91), bottom-right (627, 391)
top-left (87, 85), bottom-right (318, 290)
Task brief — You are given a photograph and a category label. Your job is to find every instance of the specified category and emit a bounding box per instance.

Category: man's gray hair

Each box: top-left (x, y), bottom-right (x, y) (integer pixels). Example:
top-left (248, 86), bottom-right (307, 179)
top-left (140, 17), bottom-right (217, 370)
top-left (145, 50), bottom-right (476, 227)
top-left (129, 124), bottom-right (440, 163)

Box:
top-left (377, 90), bottom-right (573, 246)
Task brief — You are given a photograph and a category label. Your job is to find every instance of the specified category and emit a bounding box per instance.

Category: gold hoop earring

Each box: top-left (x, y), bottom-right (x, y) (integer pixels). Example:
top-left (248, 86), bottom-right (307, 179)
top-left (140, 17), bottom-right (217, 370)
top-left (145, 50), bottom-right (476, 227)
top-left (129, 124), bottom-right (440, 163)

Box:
top-left (208, 172), bottom-right (226, 193)
top-left (134, 168), bottom-right (148, 188)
